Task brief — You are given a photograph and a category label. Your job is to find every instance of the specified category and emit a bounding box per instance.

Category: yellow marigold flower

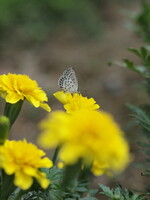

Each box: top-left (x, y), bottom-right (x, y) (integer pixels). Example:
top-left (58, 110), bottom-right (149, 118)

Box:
top-left (0, 140), bottom-right (53, 190)
top-left (53, 91), bottom-right (100, 113)
top-left (53, 91), bottom-right (70, 104)
top-left (38, 110), bottom-right (131, 175)
top-left (0, 73), bottom-right (51, 112)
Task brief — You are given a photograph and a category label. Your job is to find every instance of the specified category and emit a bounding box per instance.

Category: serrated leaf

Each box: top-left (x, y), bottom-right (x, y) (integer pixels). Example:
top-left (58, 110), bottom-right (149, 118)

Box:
top-left (48, 166), bottom-right (64, 182)
top-left (80, 197), bottom-right (98, 200)
top-left (49, 190), bottom-right (63, 200)
top-left (122, 59), bottom-right (144, 75)
top-left (128, 48), bottom-right (141, 57)
top-left (89, 189), bottom-right (99, 196)
top-left (76, 187), bottom-right (88, 192)
top-left (126, 103), bottom-right (150, 127)
top-left (147, 55), bottom-right (150, 64)
top-left (140, 47), bottom-right (148, 59)
top-left (123, 59), bottom-right (135, 68)
top-left (65, 198), bottom-right (74, 200)
top-left (114, 187), bottom-right (121, 197)
top-left (78, 180), bottom-right (89, 187)
top-left (72, 192), bottom-right (81, 198)
top-left (98, 184), bottom-right (113, 198)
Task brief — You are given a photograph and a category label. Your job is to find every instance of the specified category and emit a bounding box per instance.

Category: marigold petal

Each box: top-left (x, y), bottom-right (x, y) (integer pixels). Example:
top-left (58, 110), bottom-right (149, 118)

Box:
top-left (25, 95), bottom-right (40, 107)
top-left (0, 140), bottom-right (53, 189)
top-left (0, 74), bottom-right (14, 91)
top-left (23, 166), bottom-right (37, 176)
top-left (36, 172), bottom-right (50, 189)
top-left (54, 91), bottom-right (100, 113)
top-left (38, 131), bottom-right (59, 148)
top-left (0, 91), bottom-right (7, 99)
top-left (60, 144), bottom-right (87, 165)
top-left (6, 93), bottom-right (24, 103)
top-left (53, 91), bottom-right (71, 104)
top-left (38, 110), bottom-right (131, 175)
top-left (0, 73), bottom-right (51, 111)
top-left (40, 103), bottom-right (51, 112)
top-left (57, 161), bottom-right (64, 169)
top-left (14, 171), bottom-right (33, 190)
top-left (39, 157), bottom-right (53, 168)
top-left (92, 160), bottom-right (110, 176)
top-left (4, 162), bottom-right (18, 175)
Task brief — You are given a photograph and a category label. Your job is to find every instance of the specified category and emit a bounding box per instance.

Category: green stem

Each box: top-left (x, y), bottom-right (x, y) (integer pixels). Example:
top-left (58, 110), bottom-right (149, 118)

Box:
top-left (78, 162), bottom-right (92, 182)
top-left (0, 171), bottom-right (16, 200)
top-left (0, 116), bottom-right (10, 145)
top-left (52, 146), bottom-right (60, 164)
top-left (63, 159), bottom-right (82, 188)
top-left (4, 100), bottom-right (23, 127)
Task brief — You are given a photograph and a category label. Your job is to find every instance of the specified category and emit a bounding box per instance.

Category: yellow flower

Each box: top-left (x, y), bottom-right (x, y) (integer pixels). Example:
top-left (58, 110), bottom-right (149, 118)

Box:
top-left (0, 140), bottom-right (53, 190)
top-left (38, 110), bottom-right (131, 175)
top-left (53, 91), bottom-right (100, 113)
top-left (0, 73), bottom-right (51, 112)
top-left (53, 91), bottom-right (71, 104)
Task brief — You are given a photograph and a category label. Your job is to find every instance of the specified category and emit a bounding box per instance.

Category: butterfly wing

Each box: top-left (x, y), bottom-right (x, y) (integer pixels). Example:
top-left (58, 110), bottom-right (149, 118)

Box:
top-left (58, 67), bottom-right (78, 93)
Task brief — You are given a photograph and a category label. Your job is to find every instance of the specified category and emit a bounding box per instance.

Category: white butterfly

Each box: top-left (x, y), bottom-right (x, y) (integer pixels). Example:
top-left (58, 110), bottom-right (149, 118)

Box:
top-left (58, 67), bottom-right (78, 93)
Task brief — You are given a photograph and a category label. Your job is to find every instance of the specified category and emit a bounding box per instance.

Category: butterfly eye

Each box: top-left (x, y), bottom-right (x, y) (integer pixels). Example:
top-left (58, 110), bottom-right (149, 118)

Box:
top-left (58, 67), bottom-right (78, 93)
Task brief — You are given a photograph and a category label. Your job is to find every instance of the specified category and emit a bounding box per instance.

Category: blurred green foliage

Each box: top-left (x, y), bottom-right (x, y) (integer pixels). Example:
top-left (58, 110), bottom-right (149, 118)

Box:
top-left (136, 0), bottom-right (150, 43)
top-left (123, 47), bottom-right (150, 78)
top-left (99, 184), bottom-right (147, 200)
top-left (0, 0), bottom-right (102, 45)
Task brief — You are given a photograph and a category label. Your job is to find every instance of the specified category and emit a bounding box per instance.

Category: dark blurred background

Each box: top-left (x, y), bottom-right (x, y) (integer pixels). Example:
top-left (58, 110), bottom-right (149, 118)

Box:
top-left (0, 0), bottom-right (149, 196)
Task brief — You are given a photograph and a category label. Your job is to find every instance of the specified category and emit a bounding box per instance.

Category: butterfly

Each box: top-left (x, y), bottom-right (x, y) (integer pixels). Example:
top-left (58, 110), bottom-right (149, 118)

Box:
top-left (58, 67), bottom-right (78, 93)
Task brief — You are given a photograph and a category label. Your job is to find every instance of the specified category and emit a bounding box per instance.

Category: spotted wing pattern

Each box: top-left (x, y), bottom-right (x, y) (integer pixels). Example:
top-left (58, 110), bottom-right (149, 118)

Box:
top-left (58, 67), bottom-right (78, 93)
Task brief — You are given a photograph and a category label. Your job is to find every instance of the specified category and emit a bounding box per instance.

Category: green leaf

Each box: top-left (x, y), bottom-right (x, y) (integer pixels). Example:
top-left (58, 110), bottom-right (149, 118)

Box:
top-left (49, 190), bottom-right (63, 200)
top-left (98, 184), bottom-right (113, 198)
top-left (140, 47), bottom-right (147, 59)
top-left (114, 187), bottom-right (121, 199)
top-left (80, 197), bottom-right (98, 200)
top-left (122, 59), bottom-right (144, 74)
top-left (41, 166), bottom-right (63, 183)
top-left (127, 103), bottom-right (150, 121)
top-left (147, 55), bottom-right (150, 63)
top-left (123, 59), bottom-right (135, 68)
top-left (98, 184), bottom-right (147, 200)
top-left (88, 189), bottom-right (99, 196)
top-left (128, 47), bottom-right (141, 58)
top-left (76, 187), bottom-right (88, 192)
